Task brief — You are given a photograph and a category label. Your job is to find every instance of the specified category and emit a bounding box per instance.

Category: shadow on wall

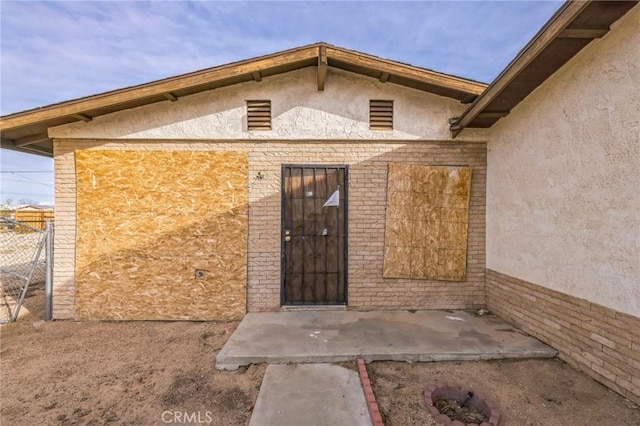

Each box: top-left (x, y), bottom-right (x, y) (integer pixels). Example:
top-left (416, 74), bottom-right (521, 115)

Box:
top-left (74, 150), bottom-right (248, 321)
top-left (75, 211), bottom-right (248, 321)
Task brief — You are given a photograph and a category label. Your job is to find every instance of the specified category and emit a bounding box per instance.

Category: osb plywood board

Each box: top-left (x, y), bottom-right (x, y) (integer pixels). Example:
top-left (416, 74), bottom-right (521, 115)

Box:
top-left (75, 150), bottom-right (248, 320)
top-left (383, 164), bottom-right (471, 281)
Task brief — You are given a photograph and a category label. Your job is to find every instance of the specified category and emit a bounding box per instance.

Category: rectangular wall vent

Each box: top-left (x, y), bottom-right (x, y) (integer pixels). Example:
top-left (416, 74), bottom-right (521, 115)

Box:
top-left (247, 100), bottom-right (271, 131)
top-left (370, 100), bottom-right (393, 130)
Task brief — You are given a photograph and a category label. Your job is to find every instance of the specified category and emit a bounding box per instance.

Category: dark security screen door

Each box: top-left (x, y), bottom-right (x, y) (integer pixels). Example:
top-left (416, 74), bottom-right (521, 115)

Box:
top-left (281, 165), bottom-right (347, 305)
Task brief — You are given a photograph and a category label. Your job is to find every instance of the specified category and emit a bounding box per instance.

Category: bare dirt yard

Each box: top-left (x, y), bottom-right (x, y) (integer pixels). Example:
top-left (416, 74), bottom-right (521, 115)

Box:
top-left (369, 360), bottom-right (639, 426)
top-left (1, 286), bottom-right (265, 425)
top-left (1, 287), bottom-right (638, 425)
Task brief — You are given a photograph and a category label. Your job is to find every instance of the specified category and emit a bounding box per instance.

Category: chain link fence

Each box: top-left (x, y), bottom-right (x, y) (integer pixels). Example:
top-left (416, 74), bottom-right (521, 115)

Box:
top-left (0, 217), bottom-right (52, 323)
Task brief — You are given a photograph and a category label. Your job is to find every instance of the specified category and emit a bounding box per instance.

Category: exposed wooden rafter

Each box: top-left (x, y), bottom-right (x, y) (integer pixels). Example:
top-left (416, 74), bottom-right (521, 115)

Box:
top-left (325, 46), bottom-right (486, 96)
top-left (558, 28), bottom-right (609, 39)
top-left (379, 72), bottom-right (390, 83)
top-left (252, 71), bottom-right (262, 82)
top-left (1, 137), bottom-right (52, 157)
top-left (460, 94), bottom-right (478, 104)
top-left (16, 145), bottom-right (53, 156)
top-left (317, 45), bottom-right (327, 91)
top-left (163, 92), bottom-right (178, 101)
top-left (477, 111), bottom-right (510, 119)
top-left (72, 113), bottom-right (92, 122)
top-left (450, 0), bottom-right (592, 137)
top-left (15, 134), bottom-right (50, 147)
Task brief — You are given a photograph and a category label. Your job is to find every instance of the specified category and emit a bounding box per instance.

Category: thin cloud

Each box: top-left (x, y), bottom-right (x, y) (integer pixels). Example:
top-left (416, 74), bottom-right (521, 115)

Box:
top-left (0, 0), bottom-right (563, 204)
top-left (1, 1), bottom-right (561, 114)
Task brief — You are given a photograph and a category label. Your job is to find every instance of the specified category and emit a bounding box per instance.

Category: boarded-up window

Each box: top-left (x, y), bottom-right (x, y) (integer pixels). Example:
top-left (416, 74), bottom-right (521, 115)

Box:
top-left (247, 100), bottom-right (271, 130)
top-left (383, 164), bottom-right (471, 281)
top-left (370, 100), bottom-right (393, 130)
top-left (75, 150), bottom-right (248, 321)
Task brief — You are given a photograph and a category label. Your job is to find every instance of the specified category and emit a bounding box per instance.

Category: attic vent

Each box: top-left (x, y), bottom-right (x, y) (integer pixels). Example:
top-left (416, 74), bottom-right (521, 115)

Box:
top-left (370, 100), bottom-right (393, 130)
top-left (247, 100), bottom-right (271, 131)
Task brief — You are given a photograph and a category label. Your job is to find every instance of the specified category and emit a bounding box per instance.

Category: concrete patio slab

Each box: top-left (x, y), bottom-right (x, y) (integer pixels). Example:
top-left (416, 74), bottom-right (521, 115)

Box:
top-left (216, 310), bottom-right (556, 370)
top-left (249, 364), bottom-right (371, 426)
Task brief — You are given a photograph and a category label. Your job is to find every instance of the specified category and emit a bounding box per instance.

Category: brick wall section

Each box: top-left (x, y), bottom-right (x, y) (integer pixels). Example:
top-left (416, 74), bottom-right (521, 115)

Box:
top-left (52, 147), bottom-right (77, 320)
top-left (53, 139), bottom-right (486, 319)
top-left (487, 269), bottom-right (640, 404)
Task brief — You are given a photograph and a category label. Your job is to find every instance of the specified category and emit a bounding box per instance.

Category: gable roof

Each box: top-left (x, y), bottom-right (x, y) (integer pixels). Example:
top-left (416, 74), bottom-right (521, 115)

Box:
top-left (450, 0), bottom-right (638, 136)
top-left (1, 0), bottom-right (636, 156)
top-left (0, 42), bottom-right (486, 157)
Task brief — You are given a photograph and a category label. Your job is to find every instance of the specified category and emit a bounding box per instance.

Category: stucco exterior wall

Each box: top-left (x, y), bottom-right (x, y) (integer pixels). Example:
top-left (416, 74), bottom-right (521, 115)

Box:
top-left (485, 5), bottom-right (640, 316)
top-left (52, 139), bottom-right (486, 320)
top-left (49, 67), bottom-right (486, 142)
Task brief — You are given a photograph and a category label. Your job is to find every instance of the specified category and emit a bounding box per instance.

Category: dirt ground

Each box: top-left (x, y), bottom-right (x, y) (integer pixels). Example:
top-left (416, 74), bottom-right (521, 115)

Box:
top-left (1, 286), bottom-right (265, 425)
top-left (369, 359), bottom-right (639, 426)
top-left (1, 286), bottom-right (639, 425)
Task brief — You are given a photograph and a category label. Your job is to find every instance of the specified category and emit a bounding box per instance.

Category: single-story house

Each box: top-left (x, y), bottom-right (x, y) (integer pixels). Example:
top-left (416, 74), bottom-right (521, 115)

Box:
top-left (1, 0), bottom-right (638, 403)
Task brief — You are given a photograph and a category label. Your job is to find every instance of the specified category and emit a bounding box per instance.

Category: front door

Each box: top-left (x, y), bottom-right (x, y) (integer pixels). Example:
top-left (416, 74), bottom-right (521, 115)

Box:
top-left (281, 165), bottom-right (347, 305)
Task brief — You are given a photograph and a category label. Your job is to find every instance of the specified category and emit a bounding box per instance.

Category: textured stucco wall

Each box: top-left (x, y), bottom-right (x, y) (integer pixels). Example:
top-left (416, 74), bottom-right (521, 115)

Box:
top-left (49, 67), bottom-right (486, 142)
top-left (485, 5), bottom-right (640, 316)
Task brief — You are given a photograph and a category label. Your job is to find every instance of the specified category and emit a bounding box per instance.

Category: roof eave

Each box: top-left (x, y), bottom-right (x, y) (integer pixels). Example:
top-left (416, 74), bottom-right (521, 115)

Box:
top-left (450, 0), bottom-right (591, 137)
top-left (0, 42), bottom-right (487, 158)
top-left (450, 0), bottom-right (639, 137)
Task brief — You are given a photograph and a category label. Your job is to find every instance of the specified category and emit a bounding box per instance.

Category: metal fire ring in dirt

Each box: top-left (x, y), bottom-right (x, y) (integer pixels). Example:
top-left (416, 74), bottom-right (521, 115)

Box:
top-left (424, 383), bottom-right (500, 426)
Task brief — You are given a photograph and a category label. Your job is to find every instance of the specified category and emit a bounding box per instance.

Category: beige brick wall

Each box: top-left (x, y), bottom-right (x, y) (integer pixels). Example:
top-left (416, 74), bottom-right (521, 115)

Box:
top-left (53, 139), bottom-right (486, 319)
top-left (487, 269), bottom-right (640, 404)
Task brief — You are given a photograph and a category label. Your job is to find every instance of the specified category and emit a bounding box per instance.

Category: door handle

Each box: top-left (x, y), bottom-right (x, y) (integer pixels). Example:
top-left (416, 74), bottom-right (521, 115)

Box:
top-left (284, 236), bottom-right (291, 242)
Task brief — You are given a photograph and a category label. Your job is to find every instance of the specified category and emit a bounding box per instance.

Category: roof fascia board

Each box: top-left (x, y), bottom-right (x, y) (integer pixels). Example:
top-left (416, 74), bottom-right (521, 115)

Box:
top-left (450, 0), bottom-right (591, 136)
top-left (325, 46), bottom-right (486, 95)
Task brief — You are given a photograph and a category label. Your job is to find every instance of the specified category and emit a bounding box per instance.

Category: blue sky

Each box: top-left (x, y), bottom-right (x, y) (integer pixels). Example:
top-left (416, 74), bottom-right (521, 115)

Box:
top-left (0, 0), bottom-right (562, 205)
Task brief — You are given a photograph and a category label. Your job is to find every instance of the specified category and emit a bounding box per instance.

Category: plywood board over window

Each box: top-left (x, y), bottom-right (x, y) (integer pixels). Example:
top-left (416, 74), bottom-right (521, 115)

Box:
top-left (383, 164), bottom-right (472, 281)
top-left (75, 150), bottom-right (248, 320)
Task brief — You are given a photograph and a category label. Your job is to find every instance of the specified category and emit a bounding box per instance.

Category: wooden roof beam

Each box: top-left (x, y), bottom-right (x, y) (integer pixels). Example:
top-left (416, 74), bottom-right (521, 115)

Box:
top-left (379, 72), bottom-right (390, 83)
top-left (325, 46), bottom-right (486, 96)
top-left (317, 45), bottom-right (327, 91)
top-left (477, 111), bottom-right (510, 119)
top-left (163, 92), bottom-right (178, 101)
top-left (252, 71), bottom-right (262, 82)
top-left (450, 0), bottom-right (591, 137)
top-left (1, 137), bottom-right (52, 157)
top-left (559, 28), bottom-right (609, 39)
top-left (15, 144), bottom-right (53, 157)
top-left (14, 133), bottom-right (50, 147)
top-left (460, 94), bottom-right (478, 104)
top-left (72, 113), bottom-right (92, 122)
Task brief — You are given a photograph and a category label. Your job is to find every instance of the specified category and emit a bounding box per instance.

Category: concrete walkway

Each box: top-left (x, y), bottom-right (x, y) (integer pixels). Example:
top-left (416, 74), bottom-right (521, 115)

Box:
top-left (249, 364), bottom-right (371, 426)
top-left (216, 310), bottom-right (556, 370)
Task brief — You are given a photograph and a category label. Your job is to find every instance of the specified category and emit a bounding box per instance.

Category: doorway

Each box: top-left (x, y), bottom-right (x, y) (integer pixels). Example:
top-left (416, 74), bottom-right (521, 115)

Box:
top-left (281, 165), bottom-right (348, 305)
